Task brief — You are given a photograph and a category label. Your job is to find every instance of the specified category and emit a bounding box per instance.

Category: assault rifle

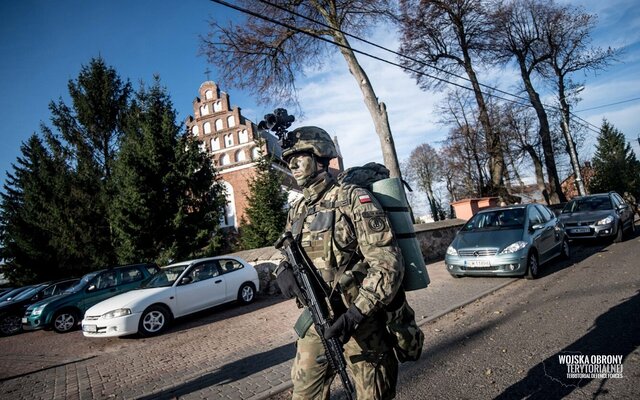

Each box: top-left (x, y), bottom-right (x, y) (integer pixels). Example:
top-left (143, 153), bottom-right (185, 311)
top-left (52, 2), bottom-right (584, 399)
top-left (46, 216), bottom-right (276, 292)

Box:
top-left (275, 231), bottom-right (356, 400)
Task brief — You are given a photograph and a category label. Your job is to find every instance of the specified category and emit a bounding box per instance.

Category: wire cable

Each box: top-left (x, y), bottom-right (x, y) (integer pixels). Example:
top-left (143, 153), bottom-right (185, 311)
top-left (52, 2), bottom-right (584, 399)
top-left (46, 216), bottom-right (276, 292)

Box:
top-left (210, 0), bottom-right (609, 136)
top-left (574, 96), bottom-right (640, 113)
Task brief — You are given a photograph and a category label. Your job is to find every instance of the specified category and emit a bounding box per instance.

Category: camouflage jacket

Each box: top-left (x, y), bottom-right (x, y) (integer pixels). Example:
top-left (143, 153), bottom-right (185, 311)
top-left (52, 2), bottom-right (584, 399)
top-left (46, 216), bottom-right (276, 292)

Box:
top-left (286, 172), bottom-right (404, 317)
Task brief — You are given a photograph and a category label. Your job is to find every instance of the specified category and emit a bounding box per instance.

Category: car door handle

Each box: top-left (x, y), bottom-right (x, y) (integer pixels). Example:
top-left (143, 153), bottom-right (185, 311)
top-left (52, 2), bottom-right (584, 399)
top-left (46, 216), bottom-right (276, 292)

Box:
top-left (214, 279), bottom-right (222, 284)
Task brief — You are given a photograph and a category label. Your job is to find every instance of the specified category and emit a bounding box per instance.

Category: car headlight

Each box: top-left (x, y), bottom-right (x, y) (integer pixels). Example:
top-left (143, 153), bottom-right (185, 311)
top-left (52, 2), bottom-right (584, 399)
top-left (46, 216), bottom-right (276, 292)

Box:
top-left (30, 304), bottom-right (46, 316)
top-left (102, 308), bottom-right (132, 319)
top-left (596, 215), bottom-right (614, 225)
top-left (446, 246), bottom-right (458, 256)
top-left (500, 241), bottom-right (528, 254)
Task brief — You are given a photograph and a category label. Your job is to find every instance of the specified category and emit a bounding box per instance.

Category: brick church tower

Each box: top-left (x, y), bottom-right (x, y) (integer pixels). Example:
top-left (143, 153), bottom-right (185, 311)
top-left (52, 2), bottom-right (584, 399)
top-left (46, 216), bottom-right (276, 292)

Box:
top-left (186, 81), bottom-right (343, 230)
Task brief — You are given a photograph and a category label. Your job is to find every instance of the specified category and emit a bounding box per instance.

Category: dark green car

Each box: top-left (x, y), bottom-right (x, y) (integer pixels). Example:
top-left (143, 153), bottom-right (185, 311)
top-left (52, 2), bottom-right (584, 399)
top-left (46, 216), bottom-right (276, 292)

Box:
top-left (23, 263), bottom-right (160, 333)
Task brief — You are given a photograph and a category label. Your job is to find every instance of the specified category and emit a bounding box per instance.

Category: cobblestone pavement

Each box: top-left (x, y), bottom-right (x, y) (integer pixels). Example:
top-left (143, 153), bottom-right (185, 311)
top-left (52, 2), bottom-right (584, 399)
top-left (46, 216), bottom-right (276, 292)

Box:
top-left (0, 261), bottom-right (516, 399)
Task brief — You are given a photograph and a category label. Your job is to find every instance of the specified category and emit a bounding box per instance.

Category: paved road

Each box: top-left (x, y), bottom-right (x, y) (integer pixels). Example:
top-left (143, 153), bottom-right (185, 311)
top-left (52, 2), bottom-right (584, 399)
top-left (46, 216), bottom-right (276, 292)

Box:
top-left (392, 231), bottom-right (640, 399)
top-left (0, 255), bottom-right (515, 399)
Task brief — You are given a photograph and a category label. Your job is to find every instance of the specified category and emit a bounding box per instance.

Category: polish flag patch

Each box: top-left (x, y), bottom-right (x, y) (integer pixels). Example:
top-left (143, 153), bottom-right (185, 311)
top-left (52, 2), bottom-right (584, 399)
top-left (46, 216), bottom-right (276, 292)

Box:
top-left (358, 194), bottom-right (372, 204)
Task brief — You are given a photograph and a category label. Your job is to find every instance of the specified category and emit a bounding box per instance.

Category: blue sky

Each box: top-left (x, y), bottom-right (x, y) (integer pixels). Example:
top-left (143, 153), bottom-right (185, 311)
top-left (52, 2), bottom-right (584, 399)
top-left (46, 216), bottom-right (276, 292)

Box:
top-left (1, 0), bottom-right (639, 210)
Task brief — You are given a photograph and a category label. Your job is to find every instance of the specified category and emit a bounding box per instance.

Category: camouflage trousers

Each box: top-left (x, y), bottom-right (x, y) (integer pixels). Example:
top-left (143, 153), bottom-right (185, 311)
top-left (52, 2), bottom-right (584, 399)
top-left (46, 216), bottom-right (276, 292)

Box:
top-left (291, 315), bottom-right (398, 400)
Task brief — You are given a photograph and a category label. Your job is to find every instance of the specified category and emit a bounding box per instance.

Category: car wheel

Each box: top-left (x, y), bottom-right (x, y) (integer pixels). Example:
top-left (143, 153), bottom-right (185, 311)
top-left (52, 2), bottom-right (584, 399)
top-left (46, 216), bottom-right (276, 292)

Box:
top-left (138, 305), bottom-right (170, 337)
top-left (53, 310), bottom-right (79, 333)
top-left (560, 238), bottom-right (570, 260)
top-left (525, 252), bottom-right (539, 280)
top-left (238, 283), bottom-right (256, 304)
top-left (0, 314), bottom-right (23, 336)
top-left (613, 222), bottom-right (623, 243)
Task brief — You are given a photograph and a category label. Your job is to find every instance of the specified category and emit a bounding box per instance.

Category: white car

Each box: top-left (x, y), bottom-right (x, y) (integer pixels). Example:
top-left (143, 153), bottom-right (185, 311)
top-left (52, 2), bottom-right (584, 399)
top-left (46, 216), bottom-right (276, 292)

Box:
top-left (81, 256), bottom-right (259, 337)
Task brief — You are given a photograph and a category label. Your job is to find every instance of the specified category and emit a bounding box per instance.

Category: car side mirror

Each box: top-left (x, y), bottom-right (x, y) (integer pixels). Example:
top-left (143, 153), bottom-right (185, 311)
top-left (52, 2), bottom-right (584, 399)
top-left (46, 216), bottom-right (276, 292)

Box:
top-left (530, 223), bottom-right (543, 232)
top-left (180, 276), bottom-right (192, 285)
top-left (87, 285), bottom-right (96, 292)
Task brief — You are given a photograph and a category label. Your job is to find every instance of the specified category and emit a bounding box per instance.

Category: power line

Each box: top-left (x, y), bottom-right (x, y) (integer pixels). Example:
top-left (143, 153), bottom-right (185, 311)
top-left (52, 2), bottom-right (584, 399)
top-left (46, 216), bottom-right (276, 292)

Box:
top-left (256, 0), bottom-right (535, 107)
top-left (209, 0), bottom-right (605, 136)
top-left (574, 96), bottom-right (640, 113)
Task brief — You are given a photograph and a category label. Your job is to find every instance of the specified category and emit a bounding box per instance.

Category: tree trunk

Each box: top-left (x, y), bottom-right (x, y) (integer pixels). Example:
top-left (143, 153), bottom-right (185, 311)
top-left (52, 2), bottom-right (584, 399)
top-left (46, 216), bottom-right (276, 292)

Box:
top-left (332, 31), bottom-right (402, 179)
top-left (524, 144), bottom-right (549, 205)
top-left (517, 64), bottom-right (566, 204)
top-left (462, 62), bottom-right (505, 194)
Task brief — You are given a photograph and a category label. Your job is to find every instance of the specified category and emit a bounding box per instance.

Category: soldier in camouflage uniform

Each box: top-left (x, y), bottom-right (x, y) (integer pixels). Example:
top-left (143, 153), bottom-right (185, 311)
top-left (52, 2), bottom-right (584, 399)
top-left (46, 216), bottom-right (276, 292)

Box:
top-left (275, 126), bottom-right (405, 400)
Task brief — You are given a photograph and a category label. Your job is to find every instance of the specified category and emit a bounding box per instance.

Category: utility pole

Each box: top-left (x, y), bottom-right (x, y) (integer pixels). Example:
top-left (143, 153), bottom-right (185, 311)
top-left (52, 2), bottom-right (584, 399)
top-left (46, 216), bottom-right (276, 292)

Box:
top-left (559, 86), bottom-right (586, 196)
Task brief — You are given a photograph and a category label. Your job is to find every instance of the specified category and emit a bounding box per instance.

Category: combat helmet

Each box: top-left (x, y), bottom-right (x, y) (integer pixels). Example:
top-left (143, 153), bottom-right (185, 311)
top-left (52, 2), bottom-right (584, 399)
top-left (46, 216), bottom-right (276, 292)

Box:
top-left (282, 126), bottom-right (338, 160)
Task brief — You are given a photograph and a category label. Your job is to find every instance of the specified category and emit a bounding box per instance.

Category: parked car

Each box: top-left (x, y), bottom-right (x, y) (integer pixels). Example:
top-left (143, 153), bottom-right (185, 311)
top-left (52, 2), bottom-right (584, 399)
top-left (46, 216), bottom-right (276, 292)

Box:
top-left (559, 192), bottom-right (635, 242)
top-left (445, 204), bottom-right (570, 279)
top-left (0, 286), bottom-right (35, 303)
top-left (81, 256), bottom-right (260, 338)
top-left (23, 263), bottom-right (160, 333)
top-left (0, 278), bottom-right (79, 336)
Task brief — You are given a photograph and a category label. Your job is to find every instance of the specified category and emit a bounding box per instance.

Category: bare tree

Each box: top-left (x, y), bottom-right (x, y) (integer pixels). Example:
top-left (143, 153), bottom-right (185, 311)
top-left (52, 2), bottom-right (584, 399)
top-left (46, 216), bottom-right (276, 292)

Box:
top-left (405, 143), bottom-right (445, 221)
top-left (500, 102), bottom-right (549, 203)
top-left (201, 0), bottom-right (403, 178)
top-left (490, 0), bottom-right (566, 204)
top-left (397, 0), bottom-right (506, 196)
top-left (438, 89), bottom-right (489, 194)
top-left (538, 2), bottom-right (617, 196)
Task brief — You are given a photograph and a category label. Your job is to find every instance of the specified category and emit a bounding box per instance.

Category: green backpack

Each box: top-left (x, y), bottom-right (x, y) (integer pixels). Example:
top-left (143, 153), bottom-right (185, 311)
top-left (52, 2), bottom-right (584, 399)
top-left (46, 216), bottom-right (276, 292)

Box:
top-left (338, 163), bottom-right (426, 362)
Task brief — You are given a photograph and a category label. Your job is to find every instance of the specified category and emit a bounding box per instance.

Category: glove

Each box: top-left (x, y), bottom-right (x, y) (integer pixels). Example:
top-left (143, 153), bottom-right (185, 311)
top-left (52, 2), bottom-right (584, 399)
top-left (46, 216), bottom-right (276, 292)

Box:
top-left (325, 304), bottom-right (365, 344)
top-left (275, 261), bottom-right (302, 299)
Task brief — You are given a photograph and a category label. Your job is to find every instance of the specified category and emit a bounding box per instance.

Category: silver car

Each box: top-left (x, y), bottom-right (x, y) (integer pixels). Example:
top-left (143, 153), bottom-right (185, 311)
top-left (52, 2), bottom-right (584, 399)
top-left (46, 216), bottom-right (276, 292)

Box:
top-left (445, 204), bottom-right (570, 279)
top-left (559, 192), bottom-right (636, 242)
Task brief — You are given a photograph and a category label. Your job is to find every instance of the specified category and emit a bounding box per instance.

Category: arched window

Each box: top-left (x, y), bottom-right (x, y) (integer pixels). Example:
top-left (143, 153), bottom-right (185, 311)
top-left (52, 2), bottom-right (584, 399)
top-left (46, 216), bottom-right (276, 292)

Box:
top-left (213, 101), bottom-right (222, 112)
top-left (220, 153), bottom-right (230, 166)
top-left (239, 129), bottom-right (249, 143)
top-left (215, 119), bottom-right (223, 131)
top-left (235, 150), bottom-right (246, 162)
top-left (251, 147), bottom-right (261, 160)
top-left (211, 137), bottom-right (220, 151)
top-left (227, 115), bottom-right (236, 128)
top-left (192, 125), bottom-right (199, 136)
top-left (200, 105), bottom-right (209, 116)
top-left (203, 122), bottom-right (212, 134)
top-left (225, 133), bottom-right (234, 147)
top-left (198, 142), bottom-right (206, 153)
top-left (220, 181), bottom-right (236, 228)
top-left (205, 90), bottom-right (213, 100)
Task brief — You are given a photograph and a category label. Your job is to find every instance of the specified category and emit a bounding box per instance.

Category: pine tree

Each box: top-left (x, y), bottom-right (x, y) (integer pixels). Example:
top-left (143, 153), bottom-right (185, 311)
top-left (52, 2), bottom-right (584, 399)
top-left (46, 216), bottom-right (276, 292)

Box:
top-left (110, 77), bottom-right (227, 265)
top-left (0, 135), bottom-right (69, 284)
top-left (47, 57), bottom-right (132, 267)
top-left (239, 144), bottom-right (289, 250)
top-left (589, 119), bottom-right (640, 196)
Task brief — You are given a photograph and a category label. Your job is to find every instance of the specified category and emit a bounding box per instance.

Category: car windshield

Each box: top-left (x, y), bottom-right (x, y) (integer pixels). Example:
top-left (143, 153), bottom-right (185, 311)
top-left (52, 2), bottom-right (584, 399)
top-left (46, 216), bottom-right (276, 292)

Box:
top-left (142, 264), bottom-right (189, 288)
top-left (462, 208), bottom-right (525, 231)
top-left (64, 272), bottom-right (99, 293)
top-left (11, 284), bottom-right (47, 301)
top-left (562, 197), bottom-right (612, 213)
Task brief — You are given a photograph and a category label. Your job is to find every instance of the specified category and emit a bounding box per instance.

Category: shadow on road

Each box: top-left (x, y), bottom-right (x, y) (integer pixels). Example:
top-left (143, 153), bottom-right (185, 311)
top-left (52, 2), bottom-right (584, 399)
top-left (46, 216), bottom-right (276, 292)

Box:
top-left (117, 295), bottom-right (288, 340)
top-left (495, 290), bottom-right (640, 399)
top-left (137, 342), bottom-right (296, 400)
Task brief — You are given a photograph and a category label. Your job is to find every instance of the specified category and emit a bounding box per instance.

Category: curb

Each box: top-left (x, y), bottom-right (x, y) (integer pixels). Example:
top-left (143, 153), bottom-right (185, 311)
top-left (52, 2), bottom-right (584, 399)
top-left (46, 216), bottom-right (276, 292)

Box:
top-left (416, 278), bottom-right (518, 328)
top-left (250, 277), bottom-right (518, 400)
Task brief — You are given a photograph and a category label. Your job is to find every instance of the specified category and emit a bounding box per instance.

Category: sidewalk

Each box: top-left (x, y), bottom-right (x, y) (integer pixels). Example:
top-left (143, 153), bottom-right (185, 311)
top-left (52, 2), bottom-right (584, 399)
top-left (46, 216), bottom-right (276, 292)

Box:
top-left (0, 261), bottom-right (516, 400)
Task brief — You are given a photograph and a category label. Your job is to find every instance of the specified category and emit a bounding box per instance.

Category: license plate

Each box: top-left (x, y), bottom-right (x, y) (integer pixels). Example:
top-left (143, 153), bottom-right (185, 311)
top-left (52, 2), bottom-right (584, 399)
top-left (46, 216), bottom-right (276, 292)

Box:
top-left (571, 228), bottom-right (589, 233)
top-left (465, 260), bottom-right (490, 267)
top-left (82, 325), bottom-right (97, 333)
top-left (21, 318), bottom-right (27, 324)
